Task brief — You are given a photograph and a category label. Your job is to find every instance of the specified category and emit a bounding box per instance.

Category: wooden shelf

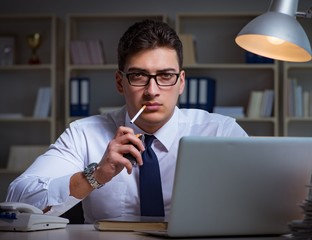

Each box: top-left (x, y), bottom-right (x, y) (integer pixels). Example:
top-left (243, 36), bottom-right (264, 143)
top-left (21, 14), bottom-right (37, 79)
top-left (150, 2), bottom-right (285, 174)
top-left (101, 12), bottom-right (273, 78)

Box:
top-left (64, 13), bottom-right (167, 125)
top-left (176, 13), bottom-right (279, 136)
top-left (0, 15), bottom-right (57, 168)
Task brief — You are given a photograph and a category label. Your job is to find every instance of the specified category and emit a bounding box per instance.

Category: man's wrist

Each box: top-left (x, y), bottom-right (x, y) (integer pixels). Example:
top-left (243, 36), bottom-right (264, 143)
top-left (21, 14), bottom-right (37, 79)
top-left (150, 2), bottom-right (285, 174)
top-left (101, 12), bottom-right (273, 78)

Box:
top-left (83, 163), bottom-right (104, 189)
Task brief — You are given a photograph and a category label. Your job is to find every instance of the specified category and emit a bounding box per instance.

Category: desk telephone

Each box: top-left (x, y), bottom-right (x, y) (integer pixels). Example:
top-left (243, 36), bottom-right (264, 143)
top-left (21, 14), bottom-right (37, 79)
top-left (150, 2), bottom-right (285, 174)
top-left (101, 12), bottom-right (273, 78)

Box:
top-left (0, 202), bottom-right (69, 231)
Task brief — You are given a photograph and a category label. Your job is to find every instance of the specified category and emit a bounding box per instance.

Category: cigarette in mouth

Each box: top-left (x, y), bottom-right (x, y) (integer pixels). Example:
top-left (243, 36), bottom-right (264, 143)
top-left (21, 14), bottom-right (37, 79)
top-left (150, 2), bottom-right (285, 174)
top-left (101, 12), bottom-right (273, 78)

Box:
top-left (130, 105), bottom-right (146, 124)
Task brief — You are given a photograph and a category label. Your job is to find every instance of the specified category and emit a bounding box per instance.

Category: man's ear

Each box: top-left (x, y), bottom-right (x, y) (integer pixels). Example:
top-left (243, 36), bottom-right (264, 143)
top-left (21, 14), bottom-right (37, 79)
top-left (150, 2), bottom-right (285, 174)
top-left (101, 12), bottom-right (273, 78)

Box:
top-left (115, 71), bottom-right (124, 94)
top-left (179, 70), bottom-right (185, 95)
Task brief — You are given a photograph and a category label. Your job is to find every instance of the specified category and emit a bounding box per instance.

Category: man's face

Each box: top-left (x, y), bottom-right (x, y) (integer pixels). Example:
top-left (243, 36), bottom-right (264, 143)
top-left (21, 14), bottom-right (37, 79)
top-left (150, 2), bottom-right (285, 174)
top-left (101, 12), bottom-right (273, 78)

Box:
top-left (116, 47), bottom-right (185, 133)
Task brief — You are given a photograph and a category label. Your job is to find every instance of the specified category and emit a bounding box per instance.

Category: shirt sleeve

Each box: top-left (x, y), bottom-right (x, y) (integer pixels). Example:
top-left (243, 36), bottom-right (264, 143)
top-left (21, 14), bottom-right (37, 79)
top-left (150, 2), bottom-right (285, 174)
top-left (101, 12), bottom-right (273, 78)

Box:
top-left (5, 122), bottom-right (86, 216)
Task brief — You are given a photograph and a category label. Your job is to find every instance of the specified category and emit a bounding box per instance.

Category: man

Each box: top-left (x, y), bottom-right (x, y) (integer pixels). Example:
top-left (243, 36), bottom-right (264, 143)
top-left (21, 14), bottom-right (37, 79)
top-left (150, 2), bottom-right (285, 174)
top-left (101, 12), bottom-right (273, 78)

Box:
top-left (6, 19), bottom-right (248, 223)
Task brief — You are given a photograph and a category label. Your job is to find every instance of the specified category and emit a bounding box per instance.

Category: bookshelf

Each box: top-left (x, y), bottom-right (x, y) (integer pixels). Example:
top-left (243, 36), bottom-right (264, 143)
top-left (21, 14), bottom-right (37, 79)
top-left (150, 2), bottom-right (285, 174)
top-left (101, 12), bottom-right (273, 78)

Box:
top-left (0, 15), bottom-right (57, 171)
top-left (176, 13), bottom-right (279, 136)
top-left (65, 13), bottom-right (167, 125)
top-left (283, 63), bottom-right (312, 136)
top-left (283, 16), bottom-right (312, 137)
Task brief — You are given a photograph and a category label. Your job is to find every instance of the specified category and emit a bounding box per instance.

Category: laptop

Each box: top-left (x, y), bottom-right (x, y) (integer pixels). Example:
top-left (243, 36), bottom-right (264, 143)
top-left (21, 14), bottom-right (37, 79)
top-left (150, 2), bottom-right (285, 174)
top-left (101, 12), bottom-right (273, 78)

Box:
top-left (145, 136), bottom-right (312, 237)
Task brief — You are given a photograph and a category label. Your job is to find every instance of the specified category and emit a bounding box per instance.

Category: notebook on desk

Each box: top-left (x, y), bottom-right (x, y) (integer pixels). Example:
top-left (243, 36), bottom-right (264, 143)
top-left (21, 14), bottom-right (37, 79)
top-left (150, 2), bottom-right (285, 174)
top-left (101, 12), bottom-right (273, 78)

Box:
top-left (143, 136), bottom-right (312, 238)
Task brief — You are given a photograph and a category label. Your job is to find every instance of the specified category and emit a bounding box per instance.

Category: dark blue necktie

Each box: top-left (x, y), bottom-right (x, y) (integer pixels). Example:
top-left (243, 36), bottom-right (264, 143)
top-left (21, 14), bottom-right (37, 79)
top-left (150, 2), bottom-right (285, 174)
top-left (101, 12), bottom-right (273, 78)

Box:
top-left (139, 134), bottom-right (165, 216)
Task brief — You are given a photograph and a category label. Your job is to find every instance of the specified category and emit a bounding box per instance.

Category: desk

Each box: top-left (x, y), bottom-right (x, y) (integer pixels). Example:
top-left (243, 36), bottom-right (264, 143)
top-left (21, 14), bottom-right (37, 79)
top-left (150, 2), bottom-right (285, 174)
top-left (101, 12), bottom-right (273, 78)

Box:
top-left (0, 224), bottom-right (287, 240)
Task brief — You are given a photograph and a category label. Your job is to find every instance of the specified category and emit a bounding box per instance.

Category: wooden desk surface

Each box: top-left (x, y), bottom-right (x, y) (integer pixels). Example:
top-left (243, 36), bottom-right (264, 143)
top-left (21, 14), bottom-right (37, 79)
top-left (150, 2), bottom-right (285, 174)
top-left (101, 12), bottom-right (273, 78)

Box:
top-left (0, 224), bottom-right (288, 240)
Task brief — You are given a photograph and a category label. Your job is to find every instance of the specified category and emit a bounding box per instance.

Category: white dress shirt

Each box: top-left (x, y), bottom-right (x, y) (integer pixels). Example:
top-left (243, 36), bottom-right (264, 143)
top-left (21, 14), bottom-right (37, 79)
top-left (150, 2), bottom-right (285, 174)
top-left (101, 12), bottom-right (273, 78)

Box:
top-left (6, 106), bottom-right (248, 223)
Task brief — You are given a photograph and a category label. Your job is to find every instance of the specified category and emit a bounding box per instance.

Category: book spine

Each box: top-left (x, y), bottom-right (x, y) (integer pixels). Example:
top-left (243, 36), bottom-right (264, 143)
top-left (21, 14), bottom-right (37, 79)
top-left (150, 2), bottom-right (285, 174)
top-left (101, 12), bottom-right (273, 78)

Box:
top-left (70, 78), bottom-right (80, 116)
top-left (33, 87), bottom-right (51, 118)
top-left (179, 77), bottom-right (188, 108)
top-left (205, 78), bottom-right (216, 113)
top-left (80, 78), bottom-right (90, 116)
top-left (179, 77), bottom-right (216, 112)
top-left (70, 77), bottom-right (91, 117)
top-left (188, 78), bottom-right (198, 109)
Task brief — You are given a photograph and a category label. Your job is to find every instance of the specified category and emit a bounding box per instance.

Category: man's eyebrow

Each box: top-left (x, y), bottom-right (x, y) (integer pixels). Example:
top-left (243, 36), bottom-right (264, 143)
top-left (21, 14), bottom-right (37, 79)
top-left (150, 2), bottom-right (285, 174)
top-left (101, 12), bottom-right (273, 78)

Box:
top-left (127, 67), bottom-right (146, 72)
top-left (126, 67), bottom-right (177, 73)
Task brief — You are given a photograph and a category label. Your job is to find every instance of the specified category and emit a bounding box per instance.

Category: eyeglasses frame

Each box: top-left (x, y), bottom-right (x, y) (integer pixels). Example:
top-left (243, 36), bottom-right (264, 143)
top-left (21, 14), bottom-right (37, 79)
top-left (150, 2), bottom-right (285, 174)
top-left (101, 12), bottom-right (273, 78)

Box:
top-left (119, 71), bottom-right (181, 87)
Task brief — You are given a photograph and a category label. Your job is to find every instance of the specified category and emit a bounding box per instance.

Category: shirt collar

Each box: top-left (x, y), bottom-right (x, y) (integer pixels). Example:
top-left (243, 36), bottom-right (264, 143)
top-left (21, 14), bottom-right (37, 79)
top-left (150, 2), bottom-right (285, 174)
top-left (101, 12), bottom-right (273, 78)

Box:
top-left (125, 106), bottom-right (180, 151)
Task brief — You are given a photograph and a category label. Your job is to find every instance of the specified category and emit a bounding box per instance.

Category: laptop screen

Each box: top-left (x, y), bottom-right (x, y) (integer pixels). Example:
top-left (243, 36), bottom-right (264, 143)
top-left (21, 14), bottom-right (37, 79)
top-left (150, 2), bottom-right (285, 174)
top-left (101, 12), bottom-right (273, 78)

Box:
top-left (167, 137), bottom-right (312, 237)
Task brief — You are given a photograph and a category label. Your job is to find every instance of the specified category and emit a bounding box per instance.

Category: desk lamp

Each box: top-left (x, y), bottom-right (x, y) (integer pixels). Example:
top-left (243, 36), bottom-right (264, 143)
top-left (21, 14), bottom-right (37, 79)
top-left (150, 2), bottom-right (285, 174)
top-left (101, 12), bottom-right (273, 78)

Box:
top-left (235, 0), bottom-right (312, 62)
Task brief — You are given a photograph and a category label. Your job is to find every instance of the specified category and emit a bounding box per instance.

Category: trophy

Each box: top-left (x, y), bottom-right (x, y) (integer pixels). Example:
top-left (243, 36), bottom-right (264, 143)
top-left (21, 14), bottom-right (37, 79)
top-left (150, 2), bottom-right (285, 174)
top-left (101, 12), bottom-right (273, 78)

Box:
top-left (27, 33), bottom-right (41, 64)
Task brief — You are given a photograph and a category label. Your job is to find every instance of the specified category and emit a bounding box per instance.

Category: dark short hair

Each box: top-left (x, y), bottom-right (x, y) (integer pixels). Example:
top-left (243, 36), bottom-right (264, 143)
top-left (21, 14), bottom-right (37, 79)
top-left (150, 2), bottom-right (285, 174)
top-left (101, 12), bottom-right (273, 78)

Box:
top-left (117, 19), bottom-right (183, 71)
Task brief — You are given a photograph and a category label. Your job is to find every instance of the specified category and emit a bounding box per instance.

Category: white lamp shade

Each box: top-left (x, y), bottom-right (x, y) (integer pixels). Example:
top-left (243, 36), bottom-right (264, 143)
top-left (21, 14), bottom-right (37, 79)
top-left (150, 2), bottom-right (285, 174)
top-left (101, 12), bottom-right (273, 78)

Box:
top-left (235, 11), bottom-right (312, 62)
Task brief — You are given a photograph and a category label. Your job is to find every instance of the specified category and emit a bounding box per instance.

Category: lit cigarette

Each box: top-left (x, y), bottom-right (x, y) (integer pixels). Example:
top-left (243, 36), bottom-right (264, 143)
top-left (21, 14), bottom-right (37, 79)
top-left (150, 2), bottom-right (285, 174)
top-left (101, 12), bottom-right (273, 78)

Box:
top-left (130, 105), bottom-right (146, 124)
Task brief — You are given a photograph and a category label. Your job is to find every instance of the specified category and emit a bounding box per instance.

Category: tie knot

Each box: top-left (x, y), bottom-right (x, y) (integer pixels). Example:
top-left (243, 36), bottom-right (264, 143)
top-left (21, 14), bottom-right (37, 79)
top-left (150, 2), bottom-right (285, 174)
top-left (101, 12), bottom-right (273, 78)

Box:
top-left (144, 134), bottom-right (155, 147)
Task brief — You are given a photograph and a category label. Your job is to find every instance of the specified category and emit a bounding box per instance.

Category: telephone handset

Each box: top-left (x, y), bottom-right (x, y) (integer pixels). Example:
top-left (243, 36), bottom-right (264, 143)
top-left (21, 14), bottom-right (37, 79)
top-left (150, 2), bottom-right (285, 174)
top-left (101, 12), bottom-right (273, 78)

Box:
top-left (0, 202), bottom-right (43, 214)
top-left (0, 202), bottom-right (69, 231)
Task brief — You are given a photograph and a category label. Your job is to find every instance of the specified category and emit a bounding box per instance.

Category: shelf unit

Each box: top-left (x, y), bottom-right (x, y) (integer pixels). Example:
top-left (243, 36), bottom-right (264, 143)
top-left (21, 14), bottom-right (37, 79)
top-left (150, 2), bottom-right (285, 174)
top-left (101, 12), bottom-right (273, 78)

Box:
top-left (65, 13), bottom-right (167, 125)
top-left (0, 15), bottom-right (57, 170)
top-left (283, 16), bottom-right (312, 137)
top-left (176, 13), bottom-right (279, 136)
top-left (283, 63), bottom-right (312, 136)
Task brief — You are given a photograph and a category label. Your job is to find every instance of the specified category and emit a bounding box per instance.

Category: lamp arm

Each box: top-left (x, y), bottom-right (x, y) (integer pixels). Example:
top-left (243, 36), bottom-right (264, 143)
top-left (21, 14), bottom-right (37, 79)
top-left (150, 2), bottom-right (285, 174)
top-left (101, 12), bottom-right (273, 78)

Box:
top-left (296, 7), bottom-right (312, 19)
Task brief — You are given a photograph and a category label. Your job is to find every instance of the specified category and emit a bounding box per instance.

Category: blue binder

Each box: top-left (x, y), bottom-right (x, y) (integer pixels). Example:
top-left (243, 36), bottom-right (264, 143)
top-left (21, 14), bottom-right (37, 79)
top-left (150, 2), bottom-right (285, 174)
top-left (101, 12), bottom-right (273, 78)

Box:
top-left (179, 77), bottom-right (216, 112)
top-left (70, 77), bottom-right (90, 116)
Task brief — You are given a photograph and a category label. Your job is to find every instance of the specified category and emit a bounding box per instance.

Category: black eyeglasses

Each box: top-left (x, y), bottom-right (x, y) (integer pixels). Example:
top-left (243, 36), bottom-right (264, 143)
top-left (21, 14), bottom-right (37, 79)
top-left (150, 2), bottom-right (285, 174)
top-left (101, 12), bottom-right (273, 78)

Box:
top-left (119, 71), bottom-right (180, 87)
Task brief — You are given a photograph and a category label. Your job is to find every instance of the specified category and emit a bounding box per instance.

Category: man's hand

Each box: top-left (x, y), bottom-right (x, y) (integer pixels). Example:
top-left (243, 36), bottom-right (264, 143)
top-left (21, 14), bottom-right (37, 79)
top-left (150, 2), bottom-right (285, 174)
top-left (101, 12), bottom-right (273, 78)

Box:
top-left (70, 126), bottom-right (145, 199)
top-left (93, 126), bottom-right (145, 184)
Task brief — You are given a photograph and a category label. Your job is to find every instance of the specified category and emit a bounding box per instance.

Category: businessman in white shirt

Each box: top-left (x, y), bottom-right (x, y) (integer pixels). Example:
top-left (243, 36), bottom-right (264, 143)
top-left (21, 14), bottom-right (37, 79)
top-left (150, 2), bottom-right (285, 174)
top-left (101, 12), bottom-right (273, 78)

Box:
top-left (6, 19), bottom-right (248, 223)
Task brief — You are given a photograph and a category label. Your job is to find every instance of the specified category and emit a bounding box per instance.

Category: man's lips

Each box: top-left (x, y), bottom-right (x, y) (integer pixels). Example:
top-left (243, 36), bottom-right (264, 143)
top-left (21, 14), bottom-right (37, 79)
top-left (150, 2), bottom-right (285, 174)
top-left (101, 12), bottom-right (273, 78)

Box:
top-left (144, 102), bottom-right (161, 110)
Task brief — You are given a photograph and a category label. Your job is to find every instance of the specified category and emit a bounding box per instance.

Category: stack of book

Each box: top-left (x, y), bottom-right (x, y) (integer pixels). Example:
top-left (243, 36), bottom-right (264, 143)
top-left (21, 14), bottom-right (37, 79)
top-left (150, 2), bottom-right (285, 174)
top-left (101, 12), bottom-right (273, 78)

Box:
top-left (179, 77), bottom-right (216, 112)
top-left (288, 185), bottom-right (312, 239)
top-left (70, 40), bottom-right (105, 65)
top-left (246, 89), bottom-right (274, 118)
top-left (287, 78), bottom-right (312, 117)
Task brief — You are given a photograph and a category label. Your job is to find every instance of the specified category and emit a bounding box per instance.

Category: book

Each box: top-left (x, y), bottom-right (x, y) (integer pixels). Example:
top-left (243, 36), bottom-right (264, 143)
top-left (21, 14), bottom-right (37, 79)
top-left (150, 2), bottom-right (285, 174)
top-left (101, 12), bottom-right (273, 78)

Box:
top-left (77, 40), bottom-right (91, 65)
top-left (179, 34), bottom-right (196, 65)
top-left (94, 216), bottom-right (167, 232)
top-left (70, 77), bottom-right (90, 116)
top-left (70, 40), bottom-right (105, 65)
top-left (87, 40), bottom-right (105, 64)
top-left (188, 77), bottom-right (198, 108)
top-left (70, 78), bottom-right (80, 116)
top-left (247, 91), bottom-right (263, 118)
top-left (178, 76), bottom-right (188, 108)
top-left (288, 78), bottom-right (297, 117)
top-left (309, 90), bottom-right (312, 117)
top-left (80, 78), bottom-right (90, 115)
top-left (198, 77), bottom-right (216, 112)
top-left (295, 84), bottom-right (303, 117)
top-left (303, 91), bottom-right (309, 117)
top-left (260, 89), bottom-right (274, 117)
top-left (33, 87), bottom-right (51, 118)
top-left (69, 41), bottom-right (81, 65)
top-left (70, 40), bottom-right (91, 65)
top-left (179, 77), bottom-right (216, 112)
